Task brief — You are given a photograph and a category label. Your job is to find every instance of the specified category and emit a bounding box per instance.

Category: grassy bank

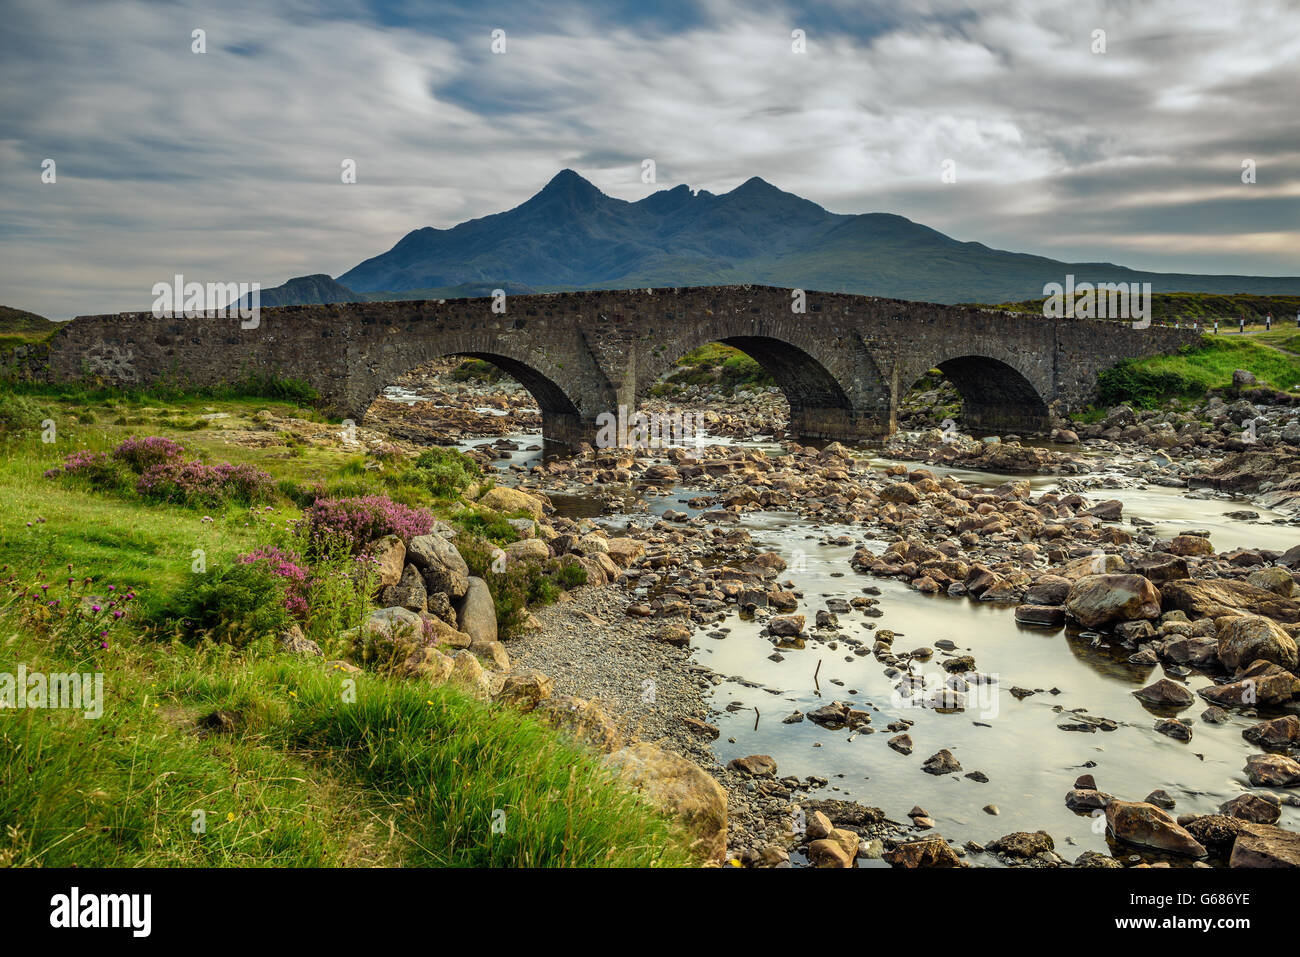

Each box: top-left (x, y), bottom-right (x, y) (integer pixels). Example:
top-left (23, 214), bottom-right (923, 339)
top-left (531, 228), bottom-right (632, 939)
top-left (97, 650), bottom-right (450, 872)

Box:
top-left (971, 291), bottom-right (1300, 324)
top-left (1095, 335), bottom-right (1300, 408)
top-left (0, 388), bottom-right (692, 868)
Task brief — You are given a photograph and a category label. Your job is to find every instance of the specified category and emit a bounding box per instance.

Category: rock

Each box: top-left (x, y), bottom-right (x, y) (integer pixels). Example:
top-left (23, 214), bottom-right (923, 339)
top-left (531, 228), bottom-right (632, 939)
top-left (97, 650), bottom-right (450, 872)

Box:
top-left (279, 624), bottom-right (322, 657)
top-left (880, 482), bottom-right (922, 504)
top-left (728, 754), bottom-right (778, 777)
top-left (805, 810), bottom-right (834, 840)
top-left (379, 563), bottom-right (427, 612)
top-left (1201, 705), bottom-right (1231, 724)
top-left (604, 537), bottom-right (645, 568)
top-left (454, 576), bottom-right (497, 646)
top-left (807, 836), bottom-right (853, 868)
top-left (1065, 574), bottom-right (1161, 629)
top-left (1200, 670), bottom-right (1299, 707)
top-left (1245, 753), bottom-right (1300, 787)
top-left (1218, 615), bottom-right (1298, 671)
top-left (1074, 850), bottom-right (1124, 868)
top-left (1155, 718), bottom-right (1193, 740)
top-left (479, 485), bottom-right (546, 520)
top-left (406, 534), bottom-right (470, 599)
top-left (656, 622), bottom-right (693, 647)
top-left (768, 615), bottom-right (805, 637)
top-left (1015, 604), bottom-right (1066, 626)
top-left (1229, 822), bottom-right (1300, 867)
top-left (988, 830), bottom-right (1054, 858)
top-left (1025, 575), bottom-right (1072, 605)
top-left (1220, 793), bottom-right (1282, 824)
top-left (471, 639), bottom-right (511, 671)
top-left (1133, 677), bottom-right (1194, 708)
top-left (1105, 800), bottom-right (1207, 857)
top-left (922, 749), bottom-right (961, 775)
top-left (605, 742), bottom-right (728, 864)
top-left (493, 669), bottom-right (554, 710)
top-left (372, 534), bottom-right (406, 587)
top-left (1086, 500), bottom-right (1124, 521)
top-left (1247, 567), bottom-right (1297, 597)
top-left (535, 694), bottom-right (621, 752)
top-left (888, 733), bottom-right (913, 755)
top-left (1244, 715), bottom-right (1300, 747)
top-left (1145, 789), bottom-right (1177, 809)
top-left (883, 837), bottom-right (963, 868)
top-left (504, 538), bottom-right (550, 563)
top-left (1233, 368), bottom-right (1258, 388)
top-left (1163, 579), bottom-right (1300, 624)
top-left (1170, 534), bottom-right (1215, 557)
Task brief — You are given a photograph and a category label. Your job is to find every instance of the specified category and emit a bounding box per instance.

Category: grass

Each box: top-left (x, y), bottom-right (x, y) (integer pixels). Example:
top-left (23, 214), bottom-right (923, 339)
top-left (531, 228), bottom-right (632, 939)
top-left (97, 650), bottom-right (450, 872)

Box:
top-left (0, 388), bottom-right (695, 868)
top-left (1095, 335), bottom-right (1300, 408)
top-left (649, 342), bottom-right (775, 396)
top-left (972, 292), bottom-right (1300, 324)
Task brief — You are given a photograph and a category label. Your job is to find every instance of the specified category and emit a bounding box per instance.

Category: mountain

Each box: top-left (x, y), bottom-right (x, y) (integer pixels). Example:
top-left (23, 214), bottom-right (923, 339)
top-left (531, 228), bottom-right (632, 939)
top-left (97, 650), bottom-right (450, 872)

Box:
top-left (250, 274), bottom-right (359, 308)
top-left (0, 305), bottom-right (59, 348)
top-left (268, 170), bottom-right (1300, 306)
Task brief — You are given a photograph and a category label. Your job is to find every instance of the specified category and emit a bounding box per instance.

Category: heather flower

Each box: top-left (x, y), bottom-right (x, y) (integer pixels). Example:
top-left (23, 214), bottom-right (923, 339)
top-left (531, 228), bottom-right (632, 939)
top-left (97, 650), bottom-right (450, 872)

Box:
top-left (111, 435), bottom-right (186, 472)
top-left (298, 494), bottom-right (433, 556)
top-left (238, 545), bottom-right (311, 619)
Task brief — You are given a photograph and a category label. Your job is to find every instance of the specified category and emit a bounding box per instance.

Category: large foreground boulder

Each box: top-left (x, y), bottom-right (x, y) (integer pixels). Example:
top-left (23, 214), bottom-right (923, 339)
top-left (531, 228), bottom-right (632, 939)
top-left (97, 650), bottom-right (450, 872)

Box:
top-left (1229, 822), bottom-right (1300, 867)
top-left (605, 742), bottom-right (727, 864)
top-left (1065, 575), bottom-right (1161, 629)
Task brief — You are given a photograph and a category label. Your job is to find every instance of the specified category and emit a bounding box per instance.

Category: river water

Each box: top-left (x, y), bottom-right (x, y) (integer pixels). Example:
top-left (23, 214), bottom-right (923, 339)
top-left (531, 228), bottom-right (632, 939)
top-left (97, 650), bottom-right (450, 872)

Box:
top-left (452, 422), bottom-right (1299, 864)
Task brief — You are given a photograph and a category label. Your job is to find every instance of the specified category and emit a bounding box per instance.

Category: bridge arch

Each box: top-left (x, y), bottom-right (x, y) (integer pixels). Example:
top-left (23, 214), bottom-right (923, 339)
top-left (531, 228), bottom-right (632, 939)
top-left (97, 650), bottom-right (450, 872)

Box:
top-left (637, 323), bottom-right (893, 442)
top-left (900, 353), bottom-right (1052, 436)
top-left (348, 325), bottom-right (615, 447)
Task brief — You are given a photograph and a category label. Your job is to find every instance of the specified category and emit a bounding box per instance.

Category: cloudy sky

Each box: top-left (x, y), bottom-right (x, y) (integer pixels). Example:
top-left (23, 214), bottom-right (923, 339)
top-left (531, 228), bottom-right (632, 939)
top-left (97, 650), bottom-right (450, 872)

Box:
top-left (2, 0), bottom-right (1297, 318)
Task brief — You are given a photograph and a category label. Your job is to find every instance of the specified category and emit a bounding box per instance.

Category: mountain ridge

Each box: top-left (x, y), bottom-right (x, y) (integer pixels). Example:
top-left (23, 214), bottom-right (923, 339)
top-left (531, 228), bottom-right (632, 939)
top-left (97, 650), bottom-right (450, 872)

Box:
top-left (264, 170), bottom-right (1300, 306)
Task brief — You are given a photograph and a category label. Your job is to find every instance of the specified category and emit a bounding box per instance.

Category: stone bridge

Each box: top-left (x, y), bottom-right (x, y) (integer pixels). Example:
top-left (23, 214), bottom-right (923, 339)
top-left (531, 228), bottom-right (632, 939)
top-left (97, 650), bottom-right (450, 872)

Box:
top-left (46, 285), bottom-right (1201, 446)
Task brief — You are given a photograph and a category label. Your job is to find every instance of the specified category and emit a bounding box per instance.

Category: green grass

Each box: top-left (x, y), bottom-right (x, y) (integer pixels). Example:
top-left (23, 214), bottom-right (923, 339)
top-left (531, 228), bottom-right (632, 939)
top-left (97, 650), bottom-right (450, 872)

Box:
top-left (1096, 335), bottom-right (1300, 408)
top-left (0, 389), bottom-right (695, 868)
top-left (972, 292), bottom-right (1300, 324)
top-left (649, 342), bottom-right (775, 396)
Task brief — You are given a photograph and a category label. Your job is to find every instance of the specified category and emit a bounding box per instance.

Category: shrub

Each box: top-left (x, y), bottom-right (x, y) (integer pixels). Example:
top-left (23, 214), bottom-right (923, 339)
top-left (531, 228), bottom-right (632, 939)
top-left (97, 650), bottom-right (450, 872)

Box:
top-left (44, 450), bottom-right (130, 492)
top-left (0, 392), bottom-right (46, 437)
top-left (410, 447), bottom-right (481, 499)
top-left (111, 435), bottom-right (186, 472)
top-left (237, 546), bottom-right (311, 620)
top-left (154, 561), bottom-right (291, 646)
top-left (136, 459), bottom-right (276, 508)
top-left (299, 494), bottom-right (433, 557)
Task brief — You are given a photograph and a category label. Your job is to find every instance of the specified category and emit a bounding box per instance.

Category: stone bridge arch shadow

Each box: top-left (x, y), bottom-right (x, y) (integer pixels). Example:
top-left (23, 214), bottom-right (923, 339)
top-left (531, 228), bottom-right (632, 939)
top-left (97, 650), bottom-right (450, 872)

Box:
top-left (354, 342), bottom-right (614, 448)
top-left (637, 327), bottom-right (893, 442)
top-left (899, 353), bottom-right (1053, 436)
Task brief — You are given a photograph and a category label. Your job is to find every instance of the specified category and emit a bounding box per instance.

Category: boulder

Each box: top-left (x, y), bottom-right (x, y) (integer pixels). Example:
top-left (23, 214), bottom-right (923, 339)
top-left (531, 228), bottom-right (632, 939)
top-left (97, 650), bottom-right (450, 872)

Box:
top-left (1229, 822), bottom-right (1300, 867)
top-left (1243, 715), bottom-right (1300, 747)
top-left (406, 534), bottom-right (469, 600)
top-left (372, 534), bottom-right (406, 587)
top-left (479, 486), bottom-right (546, 520)
top-left (1220, 793), bottom-right (1282, 825)
top-left (1217, 615), bottom-right (1298, 671)
top-left (605, 742), bottom-right (728, 864)
top-left (1170, 534), bottom-right (1215, 557)
top-left (987, 830), bottom-right (1054, 859)
top-left (504, 537), bottom-right (550, 563)
top-left (1104, 800), bottom-right (1207, 857)
top-left (1065, 574), bottom-right (1161, 629)
top-left (493, 669), bottom-right (554, 710)
top-left (604, 537), bottom-right (646, 568)
top-left (883, 837), bottom-right (963, 868)
top-left (379, 562), bottom-right (427, 612)
top-left (1132, 677), bottom-right (1194, 708)
top-left (1162, 579), bottom-right (1300, 623)
top-left (1244, 753), bottom-right (1300, 787)
top-left (535, 694), bottom-right (622, 752)
top-left (1247, 566), bottom-right (1297, 597)
top-left (455, 576), bottom-right (498, 646)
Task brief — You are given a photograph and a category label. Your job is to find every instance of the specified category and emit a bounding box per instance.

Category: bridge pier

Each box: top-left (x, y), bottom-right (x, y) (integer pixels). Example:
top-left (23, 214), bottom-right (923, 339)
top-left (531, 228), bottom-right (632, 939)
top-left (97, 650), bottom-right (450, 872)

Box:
top-left (788, 406), bottom-right (894, 443)
top-left (955, 397), bottom-right (1052, 436)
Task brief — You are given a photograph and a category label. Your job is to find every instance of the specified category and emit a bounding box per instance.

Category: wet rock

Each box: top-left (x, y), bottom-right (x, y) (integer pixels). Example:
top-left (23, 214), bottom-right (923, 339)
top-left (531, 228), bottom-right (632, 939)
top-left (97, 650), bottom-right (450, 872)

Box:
top-left (1170, 534), bottom-right (1215, 557)
top-left (888, 733), bottom-right (913, 755)
top-left (728, 754), bottom-right (778, 777)
top-left (1145, 789), bottom-right (1177, 810)
top-left (1105, 800), bottom-right (1207, 857)
top-left (1217, 615), bottom-right (1298, 671)
top-left (1245, 753), bottom-right (1300, 787)
top-left (1228, 822), bottom-right (1300, 867)
top-left (988, 830), bottom-right (1054, 858)
top-left (1155, 718), bottom-right (1193, 741)
top-left (1015, 604), bottom-right (1066, 626)
top-left (883, 837), bottom-right (963, 868)
top-left (1244, 715), bottom-right (1300, 747)
top-left (1065, 574), bottom-right (1162, 629)
top-left (1220, 793), bottom-right (1282, 824)
top-left (1163, 579), bottom-right (1300, 624)
top-left (1133, 677), bottom-right (1194, 708)
top-left (768, 614), bottom-right (805, 637)
top-left (922, 749), bottom-right (962, 775)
